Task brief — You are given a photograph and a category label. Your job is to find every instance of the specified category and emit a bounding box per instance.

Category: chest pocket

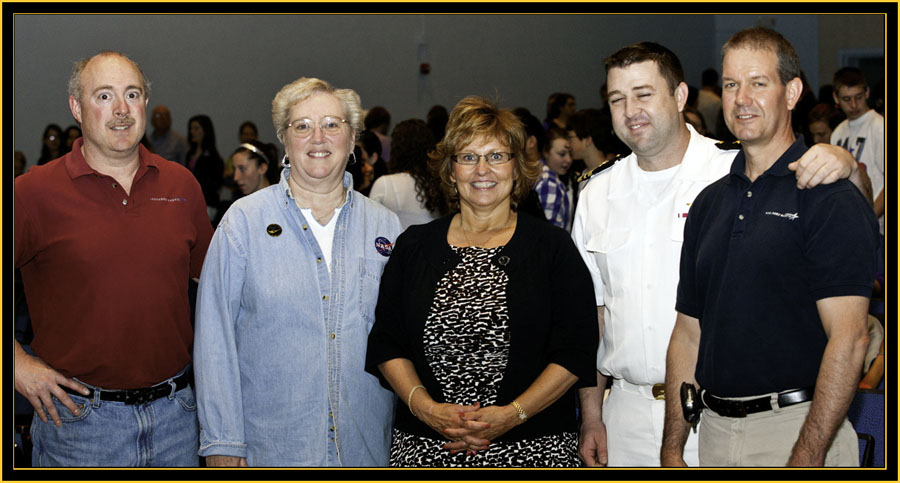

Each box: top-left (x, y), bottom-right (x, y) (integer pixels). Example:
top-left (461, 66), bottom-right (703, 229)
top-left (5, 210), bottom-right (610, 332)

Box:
top-left (358, 257), bottom-right (387, 328)
top-left (585, 227), bottom-right (631, 297)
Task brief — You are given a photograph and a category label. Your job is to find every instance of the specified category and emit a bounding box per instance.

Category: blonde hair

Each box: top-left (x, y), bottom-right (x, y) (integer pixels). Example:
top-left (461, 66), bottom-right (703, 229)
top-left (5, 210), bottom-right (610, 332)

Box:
top-left (429, 96), bottom-right (540, 211)
top-left (271, 77), bottom-right (364, 145)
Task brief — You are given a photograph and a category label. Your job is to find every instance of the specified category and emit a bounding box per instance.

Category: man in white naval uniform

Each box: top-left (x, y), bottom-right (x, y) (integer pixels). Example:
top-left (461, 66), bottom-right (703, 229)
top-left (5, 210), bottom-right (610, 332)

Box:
top-left (573, 41), bottom-right (865, 467)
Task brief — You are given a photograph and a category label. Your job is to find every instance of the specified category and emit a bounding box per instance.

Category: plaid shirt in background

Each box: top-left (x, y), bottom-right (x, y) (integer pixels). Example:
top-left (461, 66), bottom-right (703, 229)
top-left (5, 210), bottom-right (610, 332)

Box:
top-left (534, 162), bottom-right (571, 231)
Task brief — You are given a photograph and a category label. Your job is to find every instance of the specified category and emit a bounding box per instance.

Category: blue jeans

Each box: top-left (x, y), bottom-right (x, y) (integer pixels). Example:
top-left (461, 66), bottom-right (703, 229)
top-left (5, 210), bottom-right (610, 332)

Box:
top-left (30, 375), bottom-right (199, 467)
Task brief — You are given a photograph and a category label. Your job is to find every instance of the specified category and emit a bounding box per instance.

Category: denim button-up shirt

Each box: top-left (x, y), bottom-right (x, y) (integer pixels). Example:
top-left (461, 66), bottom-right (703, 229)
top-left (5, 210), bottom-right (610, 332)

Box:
top-left (194, 170), bottom-right (401, 466)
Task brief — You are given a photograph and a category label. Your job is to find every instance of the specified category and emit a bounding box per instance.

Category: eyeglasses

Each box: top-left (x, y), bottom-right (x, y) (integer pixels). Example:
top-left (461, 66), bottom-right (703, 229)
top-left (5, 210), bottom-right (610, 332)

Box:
top-left (287, 116), bottom-right (348, 137)
top-left (453, 152), bottom-right (515, 165)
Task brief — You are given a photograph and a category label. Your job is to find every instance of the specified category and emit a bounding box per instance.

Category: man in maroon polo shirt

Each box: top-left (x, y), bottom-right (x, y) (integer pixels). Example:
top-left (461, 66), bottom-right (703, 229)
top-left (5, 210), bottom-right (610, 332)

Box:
top-left (14, 51), bottom-right (213, 467)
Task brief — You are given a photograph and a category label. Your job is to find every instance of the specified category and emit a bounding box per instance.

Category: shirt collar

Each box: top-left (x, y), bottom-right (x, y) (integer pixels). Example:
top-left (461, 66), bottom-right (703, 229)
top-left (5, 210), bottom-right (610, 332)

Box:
top-left (728, 135), bottom-right (807, 182)
top-left (675, 124), bottom-right (715, 181)
top-left (65, 137), bottom-right (159, 180)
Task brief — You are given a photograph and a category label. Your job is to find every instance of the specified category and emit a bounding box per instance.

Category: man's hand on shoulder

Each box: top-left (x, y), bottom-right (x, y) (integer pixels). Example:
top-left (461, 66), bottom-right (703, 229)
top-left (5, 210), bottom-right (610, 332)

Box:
top-left (788, 143), bottom-right (855, 189)
top-left (14, 341), bottom-right (89, 427)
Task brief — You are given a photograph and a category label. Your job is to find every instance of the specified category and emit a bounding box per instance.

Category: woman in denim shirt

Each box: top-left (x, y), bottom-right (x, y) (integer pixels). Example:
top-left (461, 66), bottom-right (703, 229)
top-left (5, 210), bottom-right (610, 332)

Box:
top-left (194, 77), bottom-right (402, 466)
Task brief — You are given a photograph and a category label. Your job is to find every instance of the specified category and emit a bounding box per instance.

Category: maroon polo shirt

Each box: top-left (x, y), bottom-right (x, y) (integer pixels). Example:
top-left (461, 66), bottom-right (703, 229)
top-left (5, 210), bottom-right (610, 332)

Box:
top-left (15, 139), bottom-right (214, 389)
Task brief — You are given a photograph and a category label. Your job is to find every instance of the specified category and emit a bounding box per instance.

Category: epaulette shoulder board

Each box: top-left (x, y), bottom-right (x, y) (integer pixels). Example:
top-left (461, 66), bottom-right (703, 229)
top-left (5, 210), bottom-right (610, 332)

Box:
top-left (577, 154), bottom-right (624, 184)
top-left (715, 139), bottom-right (742, 151)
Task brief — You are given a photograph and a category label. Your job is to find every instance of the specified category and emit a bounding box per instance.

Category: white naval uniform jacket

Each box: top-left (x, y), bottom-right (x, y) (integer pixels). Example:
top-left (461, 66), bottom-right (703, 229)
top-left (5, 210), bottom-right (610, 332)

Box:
top-left (571, 125), bottom-right (738, 385)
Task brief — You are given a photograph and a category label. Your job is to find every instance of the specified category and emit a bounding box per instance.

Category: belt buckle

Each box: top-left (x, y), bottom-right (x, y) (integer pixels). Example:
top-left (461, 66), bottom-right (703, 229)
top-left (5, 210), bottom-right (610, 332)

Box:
top-left (652, 384), bottom-right (666, 400)
top-left (726, 399), bottom-right (748, 417)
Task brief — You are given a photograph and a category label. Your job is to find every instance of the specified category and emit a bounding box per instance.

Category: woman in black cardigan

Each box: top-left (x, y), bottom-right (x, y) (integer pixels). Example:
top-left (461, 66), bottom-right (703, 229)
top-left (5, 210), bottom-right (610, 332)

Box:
top-left (365, 96), bottom-right (598, 467)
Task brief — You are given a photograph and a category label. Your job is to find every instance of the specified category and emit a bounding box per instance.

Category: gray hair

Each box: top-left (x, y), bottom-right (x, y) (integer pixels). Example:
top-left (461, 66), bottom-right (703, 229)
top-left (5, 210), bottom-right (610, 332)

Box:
top-left (271, 77), bottom-right (363, 145)
top-left (67, 51), bottom-right (151, 102)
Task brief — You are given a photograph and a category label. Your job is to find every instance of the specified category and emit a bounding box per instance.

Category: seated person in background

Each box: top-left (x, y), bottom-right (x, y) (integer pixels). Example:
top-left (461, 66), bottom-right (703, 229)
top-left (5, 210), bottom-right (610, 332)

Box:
top-left (370, 119), bottom-right (449, 230)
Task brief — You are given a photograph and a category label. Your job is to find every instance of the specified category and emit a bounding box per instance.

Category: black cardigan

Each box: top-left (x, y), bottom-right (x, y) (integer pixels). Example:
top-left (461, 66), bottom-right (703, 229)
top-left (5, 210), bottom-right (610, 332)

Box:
top-left (365, 212), bottom-right (598, 441)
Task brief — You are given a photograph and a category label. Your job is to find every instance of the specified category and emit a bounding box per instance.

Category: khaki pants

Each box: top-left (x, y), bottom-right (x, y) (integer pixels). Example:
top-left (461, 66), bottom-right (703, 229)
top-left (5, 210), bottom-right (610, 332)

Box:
top-left (699, 400), bottom-right (859, 467)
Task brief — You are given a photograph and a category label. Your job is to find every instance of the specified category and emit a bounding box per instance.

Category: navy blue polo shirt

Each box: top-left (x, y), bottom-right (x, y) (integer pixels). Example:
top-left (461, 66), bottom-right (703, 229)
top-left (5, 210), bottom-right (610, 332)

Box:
top-left (675, 137), bottom-right (878, 397)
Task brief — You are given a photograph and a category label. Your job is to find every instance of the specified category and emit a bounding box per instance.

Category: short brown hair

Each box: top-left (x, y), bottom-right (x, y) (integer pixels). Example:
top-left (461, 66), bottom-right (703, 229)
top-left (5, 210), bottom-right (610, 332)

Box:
top-left (429, 96), bottom-right (540, 211)
top-left (604, 42), bottom-right (684, 94)
top-left (832, 67), bottom-right (868, 91)
top-left (721, 27), bottom-right (800, 85)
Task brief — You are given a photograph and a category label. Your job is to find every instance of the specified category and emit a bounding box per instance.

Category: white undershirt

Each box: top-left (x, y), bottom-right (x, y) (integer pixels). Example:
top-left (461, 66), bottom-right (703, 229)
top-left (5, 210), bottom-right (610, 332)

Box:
top-left (635, 163), bottom-right (680, 206)
top-left (299, 206), bottom-right (342, 272)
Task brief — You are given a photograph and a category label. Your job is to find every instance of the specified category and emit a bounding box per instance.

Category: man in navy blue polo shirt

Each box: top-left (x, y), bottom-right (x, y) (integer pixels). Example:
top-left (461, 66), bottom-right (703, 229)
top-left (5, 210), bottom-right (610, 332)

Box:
top-left (660, 27), bottom-right (879, 467)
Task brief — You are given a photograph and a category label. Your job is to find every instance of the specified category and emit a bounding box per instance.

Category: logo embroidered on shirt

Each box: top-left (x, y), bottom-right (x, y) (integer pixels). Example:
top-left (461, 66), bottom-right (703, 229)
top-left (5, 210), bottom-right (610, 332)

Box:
top-left (374, 237), bottom-right (393, 257)
top-left (149, 197), bottom-right (187, 203)
top-left (765, 211), bottom-right (799, 221)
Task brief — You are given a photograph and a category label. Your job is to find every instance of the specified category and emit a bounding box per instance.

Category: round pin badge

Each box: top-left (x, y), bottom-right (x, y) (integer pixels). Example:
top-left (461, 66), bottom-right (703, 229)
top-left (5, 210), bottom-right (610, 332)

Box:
top-left (267, 224), bottom-right (283, 237)
top-left (374, 236), bottom-right (393, 257)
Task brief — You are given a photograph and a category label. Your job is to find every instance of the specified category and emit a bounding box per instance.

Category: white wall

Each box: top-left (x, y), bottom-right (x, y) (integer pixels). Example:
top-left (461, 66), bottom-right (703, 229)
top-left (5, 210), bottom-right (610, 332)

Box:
top-left (13, 14), bottom-right (883, 169)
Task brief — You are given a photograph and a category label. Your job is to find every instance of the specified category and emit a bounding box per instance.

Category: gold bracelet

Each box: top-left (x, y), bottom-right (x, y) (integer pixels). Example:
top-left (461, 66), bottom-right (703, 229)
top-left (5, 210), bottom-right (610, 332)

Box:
top-left (511, 399), bottom-right (528, 421)
top-left (407, 385), bottom-right (425, 417)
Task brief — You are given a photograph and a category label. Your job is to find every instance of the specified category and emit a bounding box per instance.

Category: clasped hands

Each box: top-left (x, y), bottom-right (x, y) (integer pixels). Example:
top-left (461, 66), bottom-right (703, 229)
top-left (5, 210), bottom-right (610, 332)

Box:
top-left (413, 399), bottom-right (521, 455)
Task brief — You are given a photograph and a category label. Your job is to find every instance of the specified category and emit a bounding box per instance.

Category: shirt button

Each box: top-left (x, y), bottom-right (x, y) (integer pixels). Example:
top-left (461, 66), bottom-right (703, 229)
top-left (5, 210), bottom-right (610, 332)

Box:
top-left (323, 295), bottom-right (329, 301)
top-left (302, 224), bottom-right (309, 230)
top-left (330, 426), bottom-right (335, 432)
top-left (330, 333), bottom-right (335, 339)
top-left (112, 183), bottom-right (118, 189)
top-left (746, 191), bottom-right (752, 198)
top-left (329, 412), bottom-right (333, 418)
top-left (317, 257), bottom-right (322, 264)
top-left (122, 199), bottom-right (128, 206)
top-left (738, 214), bottom-right (744, 220)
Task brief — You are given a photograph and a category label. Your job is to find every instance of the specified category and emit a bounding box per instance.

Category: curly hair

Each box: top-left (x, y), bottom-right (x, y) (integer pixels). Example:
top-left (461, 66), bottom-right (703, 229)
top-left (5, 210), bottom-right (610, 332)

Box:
top-left (389, 119), bottom-right (448, 216)
top-left (429, 96), bottom-right (541, 212)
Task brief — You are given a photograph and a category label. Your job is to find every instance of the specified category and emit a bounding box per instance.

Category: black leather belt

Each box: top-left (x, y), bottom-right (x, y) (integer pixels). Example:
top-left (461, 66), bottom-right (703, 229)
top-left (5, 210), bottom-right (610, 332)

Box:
top-left (701, 386), bottom-right (814, 418)
top-left (63, 371), bottom-right (191, 405)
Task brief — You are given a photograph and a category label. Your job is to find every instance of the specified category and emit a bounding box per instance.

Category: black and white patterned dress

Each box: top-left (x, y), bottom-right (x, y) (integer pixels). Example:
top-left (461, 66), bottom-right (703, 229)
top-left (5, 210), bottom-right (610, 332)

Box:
top-left (389, 245), bottom-right (580, 467)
